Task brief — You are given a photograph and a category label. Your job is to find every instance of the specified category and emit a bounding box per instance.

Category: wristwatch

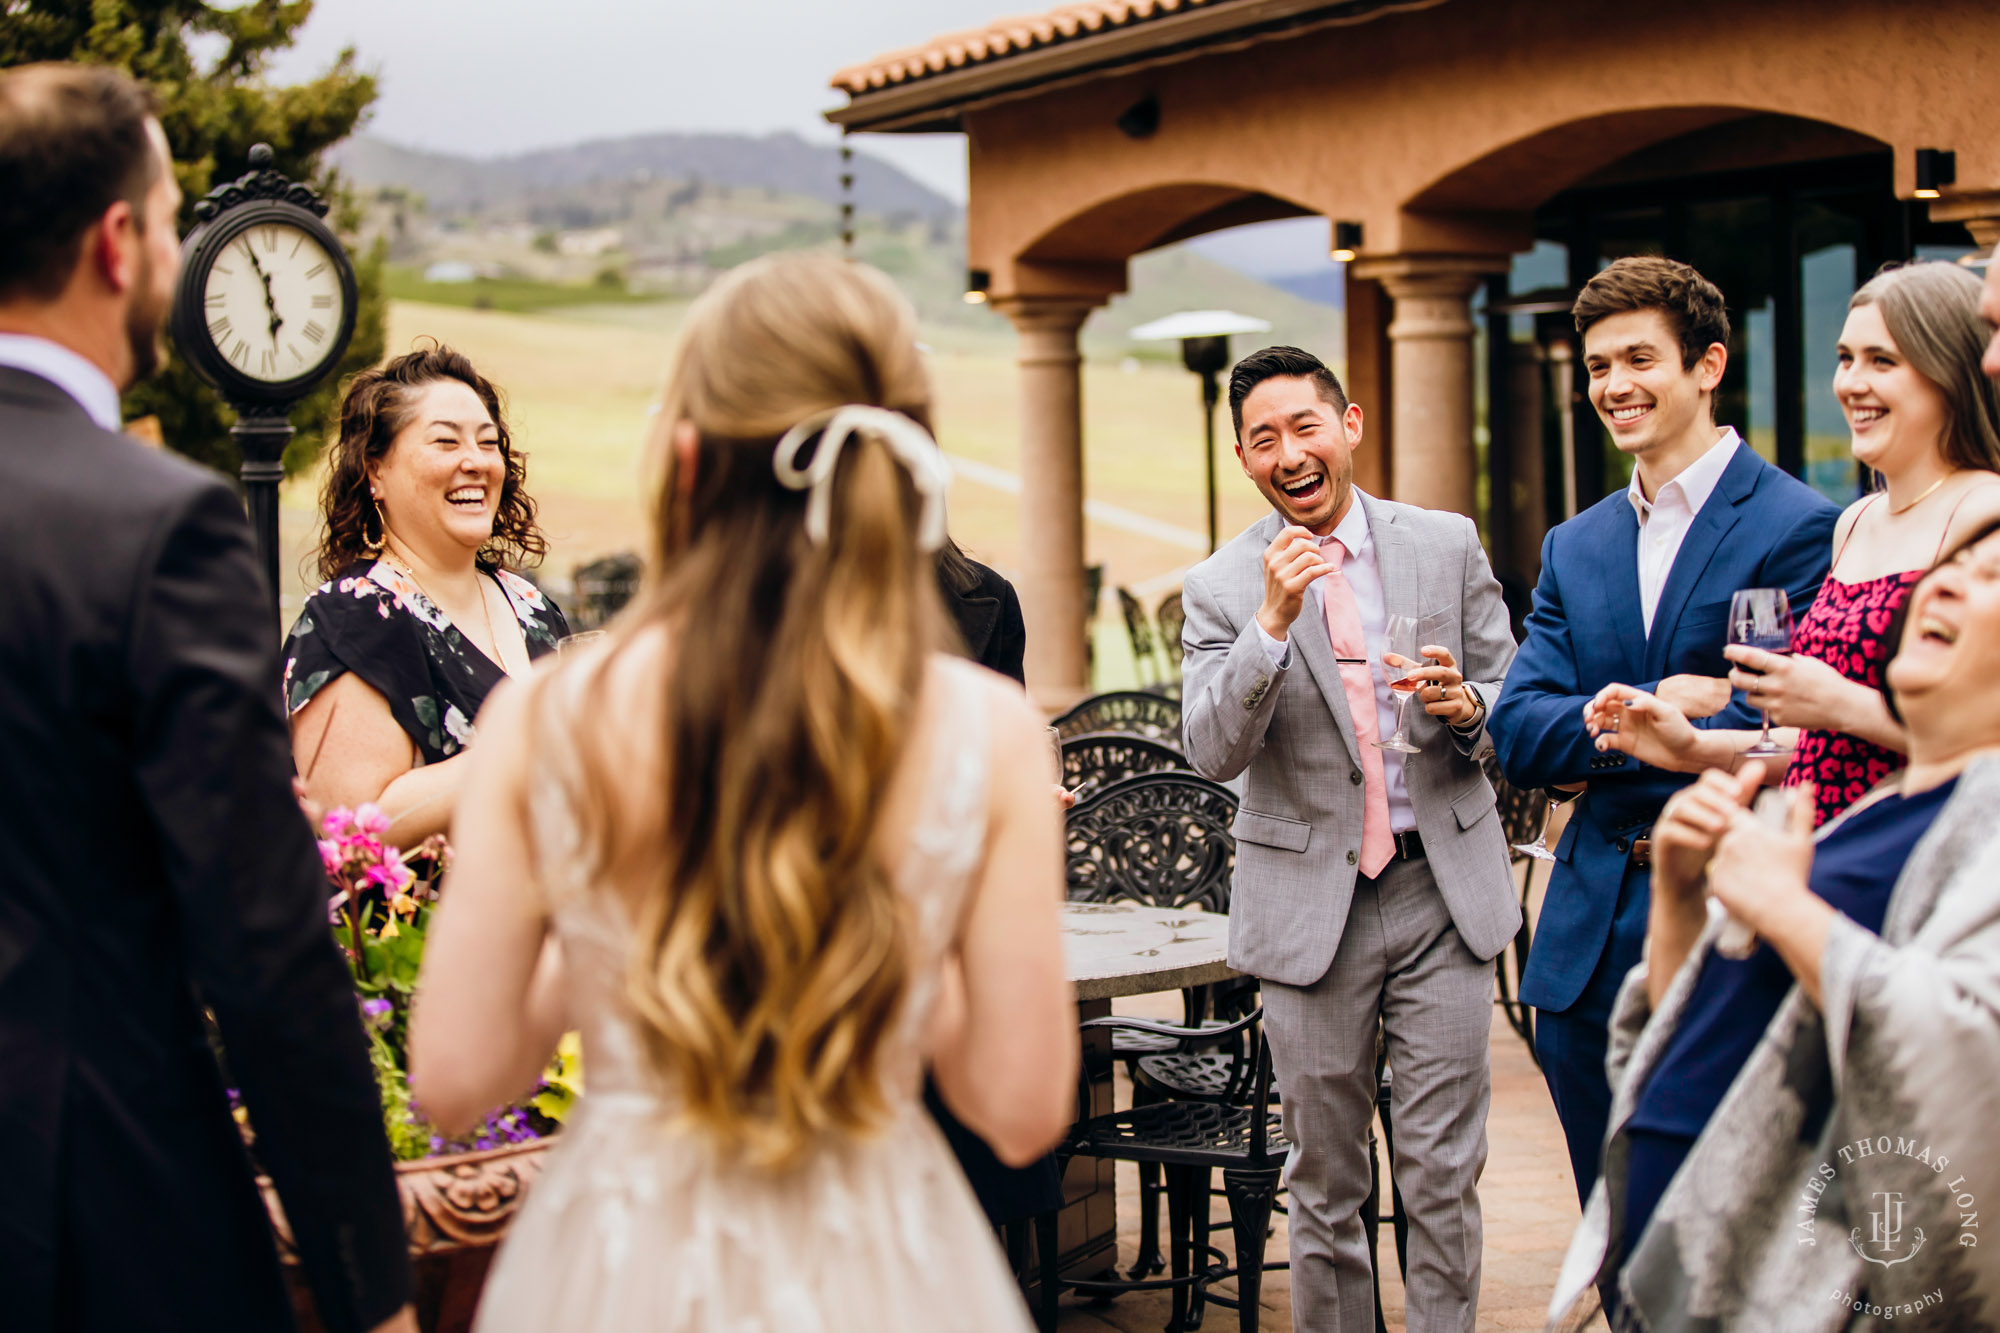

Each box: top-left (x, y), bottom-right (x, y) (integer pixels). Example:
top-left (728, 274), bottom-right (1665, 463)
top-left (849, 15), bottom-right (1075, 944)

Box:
top-left (1449, 682), bottom-right (1487, 734)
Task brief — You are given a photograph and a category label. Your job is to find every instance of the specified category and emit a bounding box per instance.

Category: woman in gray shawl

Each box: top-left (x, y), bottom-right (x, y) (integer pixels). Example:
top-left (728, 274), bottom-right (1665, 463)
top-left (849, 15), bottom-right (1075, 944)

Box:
top-left (1548, 518), bottom-right (2000, 1332)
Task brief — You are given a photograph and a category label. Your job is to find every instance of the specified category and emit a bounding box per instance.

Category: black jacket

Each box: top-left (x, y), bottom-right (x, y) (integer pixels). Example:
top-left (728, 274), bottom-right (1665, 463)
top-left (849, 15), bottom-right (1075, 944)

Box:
top-left (0, 367), bottom-right (411, 1331)
top-left (941, 557), bottom-right (1027, 685)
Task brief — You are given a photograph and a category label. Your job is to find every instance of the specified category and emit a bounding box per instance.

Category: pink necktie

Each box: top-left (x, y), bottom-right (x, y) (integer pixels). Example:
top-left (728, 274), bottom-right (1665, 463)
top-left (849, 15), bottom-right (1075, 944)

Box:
top-left (1320, 541), bottom-right (1394, 879)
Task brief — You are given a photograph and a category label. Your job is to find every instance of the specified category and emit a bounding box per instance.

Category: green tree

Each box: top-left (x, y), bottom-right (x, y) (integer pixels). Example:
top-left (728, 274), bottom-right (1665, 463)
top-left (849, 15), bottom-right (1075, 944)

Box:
top-left (2, 1), bottom-right (383, 477)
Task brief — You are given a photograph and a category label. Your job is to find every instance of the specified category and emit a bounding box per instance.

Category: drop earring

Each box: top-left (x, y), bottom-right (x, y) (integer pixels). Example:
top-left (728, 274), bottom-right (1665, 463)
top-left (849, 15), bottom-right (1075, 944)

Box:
top-left (361, 492), bottom-right (386, 557)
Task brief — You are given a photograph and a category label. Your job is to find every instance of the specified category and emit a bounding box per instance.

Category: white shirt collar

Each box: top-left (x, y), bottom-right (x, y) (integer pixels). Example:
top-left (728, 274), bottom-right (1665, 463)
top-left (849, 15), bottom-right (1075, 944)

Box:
top-left (0, 334), bottom-right (121, 432)
top-left (1312, 487), bottom-right (1374, 561)
top-left (1627, 427), bottom-right (1740, 521)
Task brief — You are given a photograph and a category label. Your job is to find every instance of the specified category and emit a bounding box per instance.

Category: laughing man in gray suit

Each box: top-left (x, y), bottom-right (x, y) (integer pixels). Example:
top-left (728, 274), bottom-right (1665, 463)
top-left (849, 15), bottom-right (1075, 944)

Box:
top-left (1181, 346), bottom-right (1518, 1332)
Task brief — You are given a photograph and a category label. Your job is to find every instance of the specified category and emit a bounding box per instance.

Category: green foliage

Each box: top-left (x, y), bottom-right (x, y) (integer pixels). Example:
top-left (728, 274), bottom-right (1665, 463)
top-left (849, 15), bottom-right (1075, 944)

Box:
top-left (2, 1), bottom-right (384, 478)
top-left (368, 1026), bottom-right (431, 1161)
top-left (382, 264), bottom-right (654, 314)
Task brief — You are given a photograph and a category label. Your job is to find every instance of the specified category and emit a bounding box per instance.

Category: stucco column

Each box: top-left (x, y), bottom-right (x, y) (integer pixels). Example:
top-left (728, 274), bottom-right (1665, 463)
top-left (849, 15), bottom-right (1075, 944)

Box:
top-left (1353, 256), bottom-right (1504, 519)
top-left (994, 296), bottom-right (1099, 711)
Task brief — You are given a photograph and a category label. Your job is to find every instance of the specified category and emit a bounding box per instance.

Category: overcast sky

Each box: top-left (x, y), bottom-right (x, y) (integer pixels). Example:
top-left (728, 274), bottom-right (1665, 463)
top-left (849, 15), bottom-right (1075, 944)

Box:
top-left (266, 0), bottom-right (1004, 202)
top-left (264, 0), bottom-right (1335, 277)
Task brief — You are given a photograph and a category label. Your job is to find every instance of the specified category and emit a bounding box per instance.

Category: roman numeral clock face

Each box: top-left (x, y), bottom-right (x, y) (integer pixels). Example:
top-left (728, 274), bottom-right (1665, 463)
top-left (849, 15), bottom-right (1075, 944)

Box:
top-left (200, 222), bottom-right (345, 383)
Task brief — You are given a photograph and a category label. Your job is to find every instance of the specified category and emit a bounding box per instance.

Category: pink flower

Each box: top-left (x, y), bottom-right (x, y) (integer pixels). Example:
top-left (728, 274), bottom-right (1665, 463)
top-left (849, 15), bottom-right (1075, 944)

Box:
top-left (317, 839), bottom-right (343, 875)
top-left (322, 808), bottom-right (352, 838)
top-left (354, 804), bottom-right (391, 836)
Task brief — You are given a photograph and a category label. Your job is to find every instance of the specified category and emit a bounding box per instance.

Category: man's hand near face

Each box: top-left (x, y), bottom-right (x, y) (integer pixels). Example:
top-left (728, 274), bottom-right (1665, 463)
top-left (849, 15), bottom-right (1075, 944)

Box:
top-left (1256, 525), bottom-right (1334, 642)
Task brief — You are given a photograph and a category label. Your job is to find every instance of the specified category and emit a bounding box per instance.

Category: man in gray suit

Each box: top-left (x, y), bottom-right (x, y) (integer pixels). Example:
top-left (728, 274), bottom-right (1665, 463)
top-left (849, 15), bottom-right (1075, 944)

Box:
top-left (1182, 346), bottom-right (1518, 1332)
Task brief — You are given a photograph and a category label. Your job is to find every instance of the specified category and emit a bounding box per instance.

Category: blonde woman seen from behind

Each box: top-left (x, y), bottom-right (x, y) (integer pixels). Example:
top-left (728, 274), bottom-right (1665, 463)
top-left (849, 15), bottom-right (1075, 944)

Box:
top-left (409, 254), bottom-right (1076, 1333)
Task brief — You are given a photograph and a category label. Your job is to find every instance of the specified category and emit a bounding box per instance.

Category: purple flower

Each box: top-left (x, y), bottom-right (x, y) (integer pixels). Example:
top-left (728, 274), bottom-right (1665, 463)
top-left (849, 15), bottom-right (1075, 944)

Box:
top-left (360, 997), bottom-right (393, 1029)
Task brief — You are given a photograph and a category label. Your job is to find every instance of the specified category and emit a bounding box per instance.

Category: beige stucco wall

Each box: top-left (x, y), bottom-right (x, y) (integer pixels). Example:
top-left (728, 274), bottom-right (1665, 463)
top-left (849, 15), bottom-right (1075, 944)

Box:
top-left (962, 0), bottom-right (2000, 297)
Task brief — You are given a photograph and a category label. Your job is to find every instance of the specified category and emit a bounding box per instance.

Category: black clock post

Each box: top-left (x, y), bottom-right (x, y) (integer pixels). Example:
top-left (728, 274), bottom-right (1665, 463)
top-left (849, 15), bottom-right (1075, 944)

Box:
top-left (171, 144), bottom-right (358, 631)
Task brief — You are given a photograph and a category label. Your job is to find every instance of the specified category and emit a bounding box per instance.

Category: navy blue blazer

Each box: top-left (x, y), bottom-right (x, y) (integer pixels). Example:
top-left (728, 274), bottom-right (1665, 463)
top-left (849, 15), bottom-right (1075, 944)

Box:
top-left (1490, 442), bottom-right (1841, 1014)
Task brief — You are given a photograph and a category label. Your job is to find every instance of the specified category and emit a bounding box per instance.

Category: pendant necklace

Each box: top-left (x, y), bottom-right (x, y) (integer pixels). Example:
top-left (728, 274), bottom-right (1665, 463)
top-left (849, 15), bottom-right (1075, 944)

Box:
top-left (383, 539), bottom-right (509, 674)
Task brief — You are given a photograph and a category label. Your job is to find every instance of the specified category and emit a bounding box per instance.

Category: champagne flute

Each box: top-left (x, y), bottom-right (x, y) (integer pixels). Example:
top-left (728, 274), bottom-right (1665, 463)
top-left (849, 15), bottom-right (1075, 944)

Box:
top-left (1512, 796), bottom-right (1559, 862)
top-left (1729, 588), bottom-right (1794, 760)
top-left (1373, 613), bottom-right (1422, 754)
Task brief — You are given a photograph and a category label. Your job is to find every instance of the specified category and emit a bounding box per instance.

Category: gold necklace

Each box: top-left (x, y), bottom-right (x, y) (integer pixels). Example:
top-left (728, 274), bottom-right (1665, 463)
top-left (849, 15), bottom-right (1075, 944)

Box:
top-left (381, 540), bottom-right (508, 672)
top-left (1887, 474), bottom-right (1950, 516)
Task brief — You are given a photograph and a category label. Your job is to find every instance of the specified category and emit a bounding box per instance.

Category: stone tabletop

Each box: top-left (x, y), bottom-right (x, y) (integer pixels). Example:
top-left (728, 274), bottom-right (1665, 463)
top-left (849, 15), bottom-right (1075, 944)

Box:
top-left (1062, 901), bottom-right (1236, 1001)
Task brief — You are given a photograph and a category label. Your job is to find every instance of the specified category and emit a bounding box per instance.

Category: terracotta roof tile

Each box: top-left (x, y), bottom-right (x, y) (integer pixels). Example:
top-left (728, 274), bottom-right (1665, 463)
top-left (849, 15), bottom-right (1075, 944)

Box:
top-left (830, 0), bottom-right (1225, 94)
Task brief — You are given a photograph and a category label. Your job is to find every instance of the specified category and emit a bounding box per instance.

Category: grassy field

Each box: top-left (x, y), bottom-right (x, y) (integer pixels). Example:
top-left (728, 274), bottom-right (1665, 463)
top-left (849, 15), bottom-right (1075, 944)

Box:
top-left (276, 296), bottom-right (1291, 690)
top-left (380, 266), bottom-right (663, 313)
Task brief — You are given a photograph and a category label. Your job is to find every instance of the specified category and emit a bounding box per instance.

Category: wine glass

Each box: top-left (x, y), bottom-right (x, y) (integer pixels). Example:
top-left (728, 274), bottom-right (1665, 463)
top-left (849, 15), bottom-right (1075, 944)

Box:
top-left (556, 630), bottom-right (606, 656)
top-left (1512, 796), bottom-right (1559, 862)
top-left (1730, 588), bottom-right (1794, 760)
top-left (1372, 613), bottom-right (1422, 755)
top-left (1046, 726), bottom-right (1066, 785)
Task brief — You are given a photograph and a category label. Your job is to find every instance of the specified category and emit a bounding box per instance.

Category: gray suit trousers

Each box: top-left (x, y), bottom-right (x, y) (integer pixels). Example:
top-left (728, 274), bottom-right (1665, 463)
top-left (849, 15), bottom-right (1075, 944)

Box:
top-left (1263, 853), bottom-right (1490, 1333)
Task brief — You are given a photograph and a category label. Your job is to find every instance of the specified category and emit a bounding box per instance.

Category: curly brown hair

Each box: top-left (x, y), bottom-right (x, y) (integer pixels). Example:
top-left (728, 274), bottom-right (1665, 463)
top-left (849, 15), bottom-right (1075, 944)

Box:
top-left (313, 344), bottom-right (547, 582)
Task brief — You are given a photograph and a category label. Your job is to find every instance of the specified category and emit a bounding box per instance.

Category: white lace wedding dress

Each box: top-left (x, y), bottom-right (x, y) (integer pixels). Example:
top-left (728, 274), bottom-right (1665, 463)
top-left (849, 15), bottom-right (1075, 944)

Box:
top-left (474, 658), bottom-right (1035, 1333)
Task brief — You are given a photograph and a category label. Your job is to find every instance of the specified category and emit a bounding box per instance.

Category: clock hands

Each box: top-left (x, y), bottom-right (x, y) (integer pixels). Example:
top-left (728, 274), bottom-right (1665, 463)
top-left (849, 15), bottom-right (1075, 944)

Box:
top-left (241, 240), bottom-right (284, 343)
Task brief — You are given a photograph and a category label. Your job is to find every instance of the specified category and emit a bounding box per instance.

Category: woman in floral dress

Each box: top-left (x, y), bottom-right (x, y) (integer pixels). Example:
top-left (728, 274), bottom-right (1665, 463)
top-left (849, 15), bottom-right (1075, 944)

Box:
top-left (285, 346), bottom-right (568, 842)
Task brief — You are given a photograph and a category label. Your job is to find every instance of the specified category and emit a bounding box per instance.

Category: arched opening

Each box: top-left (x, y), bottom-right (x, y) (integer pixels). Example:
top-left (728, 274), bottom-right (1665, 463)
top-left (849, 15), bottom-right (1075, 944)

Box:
top-left (1444, 111), bottom-right (1981, 585)
top-left (1015, 180), bottom-right (1316, 267)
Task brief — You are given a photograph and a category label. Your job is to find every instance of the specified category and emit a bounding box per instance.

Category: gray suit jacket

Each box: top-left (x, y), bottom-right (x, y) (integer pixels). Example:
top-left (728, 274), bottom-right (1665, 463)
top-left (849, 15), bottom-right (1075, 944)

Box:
top-left (1181, 497), bottom-right (1521, 987)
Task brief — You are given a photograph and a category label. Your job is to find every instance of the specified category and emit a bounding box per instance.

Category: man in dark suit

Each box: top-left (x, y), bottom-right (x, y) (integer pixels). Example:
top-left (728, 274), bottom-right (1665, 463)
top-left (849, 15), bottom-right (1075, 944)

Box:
top-left (0, 64), bottom-right (413, 1332)
top-left (1489, 257), bottom-right (1840, 1203)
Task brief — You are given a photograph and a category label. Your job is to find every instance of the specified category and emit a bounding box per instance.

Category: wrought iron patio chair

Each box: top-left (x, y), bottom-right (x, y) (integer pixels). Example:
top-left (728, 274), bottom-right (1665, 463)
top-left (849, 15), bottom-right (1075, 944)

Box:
top-left (1485, 754), bottom-right (1546, 1067)
top-left (1156, 590), bottom-right (1186, 686)
top-left (570, 550), bottom-right (643, 629)
top-left (1052, 689), bottom-right (1184, 748)
top-left (1064, 771), bottom-right (1235, 913)
top-left (1117, 585), bottom-right (1163, 688)
top-left (1063, 769), bottom-right (1237, 1279)
top-left (1034, 1008), bottom-right (1285, 1333)
top-left (1059, 731), bottom-right (1187, 808)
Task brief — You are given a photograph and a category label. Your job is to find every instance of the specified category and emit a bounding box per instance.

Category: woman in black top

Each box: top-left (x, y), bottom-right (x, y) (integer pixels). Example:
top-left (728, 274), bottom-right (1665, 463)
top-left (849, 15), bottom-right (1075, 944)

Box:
top-left (930, 539), bottom-right (1065, 1231)
top-left (285, 346), bottom-right (567, 842)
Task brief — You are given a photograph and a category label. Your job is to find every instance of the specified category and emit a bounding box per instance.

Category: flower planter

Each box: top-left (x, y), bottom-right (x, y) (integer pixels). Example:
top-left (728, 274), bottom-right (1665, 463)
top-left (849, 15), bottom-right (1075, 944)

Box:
top-left (262, 1136), bottom-right (550, 1333)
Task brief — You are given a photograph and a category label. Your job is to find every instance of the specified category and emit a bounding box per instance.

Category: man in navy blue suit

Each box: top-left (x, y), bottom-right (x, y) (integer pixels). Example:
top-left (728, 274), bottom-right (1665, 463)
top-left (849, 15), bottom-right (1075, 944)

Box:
top-left (1489, 257), bottom-right (1840, 1203)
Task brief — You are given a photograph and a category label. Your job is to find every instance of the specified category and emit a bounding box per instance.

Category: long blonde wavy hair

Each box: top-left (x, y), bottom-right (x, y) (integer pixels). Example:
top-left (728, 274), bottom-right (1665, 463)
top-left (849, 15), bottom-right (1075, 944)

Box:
top-left (556, 253), bottom-right (946, 1167)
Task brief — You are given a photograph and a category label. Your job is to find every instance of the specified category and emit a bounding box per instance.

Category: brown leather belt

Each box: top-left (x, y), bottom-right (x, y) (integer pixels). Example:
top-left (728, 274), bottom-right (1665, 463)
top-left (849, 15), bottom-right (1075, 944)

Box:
top-left (1629, 837), bottom-right (1654, 869)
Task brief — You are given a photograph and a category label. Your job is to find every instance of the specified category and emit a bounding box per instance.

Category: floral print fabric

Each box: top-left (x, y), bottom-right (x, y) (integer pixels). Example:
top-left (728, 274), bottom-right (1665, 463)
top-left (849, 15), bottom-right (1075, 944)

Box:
top-left (1782, 569), bottom-right (1921, 826)
top-left (282, 560), bottom-right (569, 765)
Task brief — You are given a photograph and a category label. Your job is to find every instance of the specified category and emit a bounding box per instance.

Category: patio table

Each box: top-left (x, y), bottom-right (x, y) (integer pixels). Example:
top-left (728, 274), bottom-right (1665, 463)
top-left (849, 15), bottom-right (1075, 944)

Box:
top-left (1035, 901), bottom-right (1239, 1292)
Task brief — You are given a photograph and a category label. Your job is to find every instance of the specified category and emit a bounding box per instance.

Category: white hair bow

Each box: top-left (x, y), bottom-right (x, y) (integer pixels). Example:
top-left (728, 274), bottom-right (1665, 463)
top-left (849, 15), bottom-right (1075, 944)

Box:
top-left (772, 405), bottom-right (952, 553)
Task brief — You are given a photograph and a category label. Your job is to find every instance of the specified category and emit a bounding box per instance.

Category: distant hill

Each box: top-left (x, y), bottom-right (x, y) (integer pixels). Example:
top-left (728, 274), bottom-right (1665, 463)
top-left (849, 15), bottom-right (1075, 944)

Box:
top-left (1265, 269), bottom-right (1345, 309)
top-left (1086, 247), bottom-right (1346, 367)
top-left (332, 132), bottom-right (955, 220)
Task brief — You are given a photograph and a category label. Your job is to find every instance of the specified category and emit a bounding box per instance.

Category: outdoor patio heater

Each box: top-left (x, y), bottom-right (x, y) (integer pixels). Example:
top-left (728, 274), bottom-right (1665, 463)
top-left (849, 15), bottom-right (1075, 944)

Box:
top-left (1129, 310), bottom-right (1272, 553)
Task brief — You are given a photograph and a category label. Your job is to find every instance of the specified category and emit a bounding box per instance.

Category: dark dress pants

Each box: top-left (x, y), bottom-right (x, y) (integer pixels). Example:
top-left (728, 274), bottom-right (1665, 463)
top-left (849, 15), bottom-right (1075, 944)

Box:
top-left (1533, 857), bottom-right (1648, 1206)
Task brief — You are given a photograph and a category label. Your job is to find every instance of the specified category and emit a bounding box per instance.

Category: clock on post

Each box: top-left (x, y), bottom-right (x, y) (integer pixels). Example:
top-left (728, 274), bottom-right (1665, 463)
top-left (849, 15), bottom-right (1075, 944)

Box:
top-left (170, 143), bottom-right (358, 629)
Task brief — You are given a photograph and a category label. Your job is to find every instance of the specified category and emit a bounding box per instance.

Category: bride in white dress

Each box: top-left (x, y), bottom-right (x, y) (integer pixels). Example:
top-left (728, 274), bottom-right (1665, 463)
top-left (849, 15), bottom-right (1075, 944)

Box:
top-left (408, 253), bottom-right (1077, 1332)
